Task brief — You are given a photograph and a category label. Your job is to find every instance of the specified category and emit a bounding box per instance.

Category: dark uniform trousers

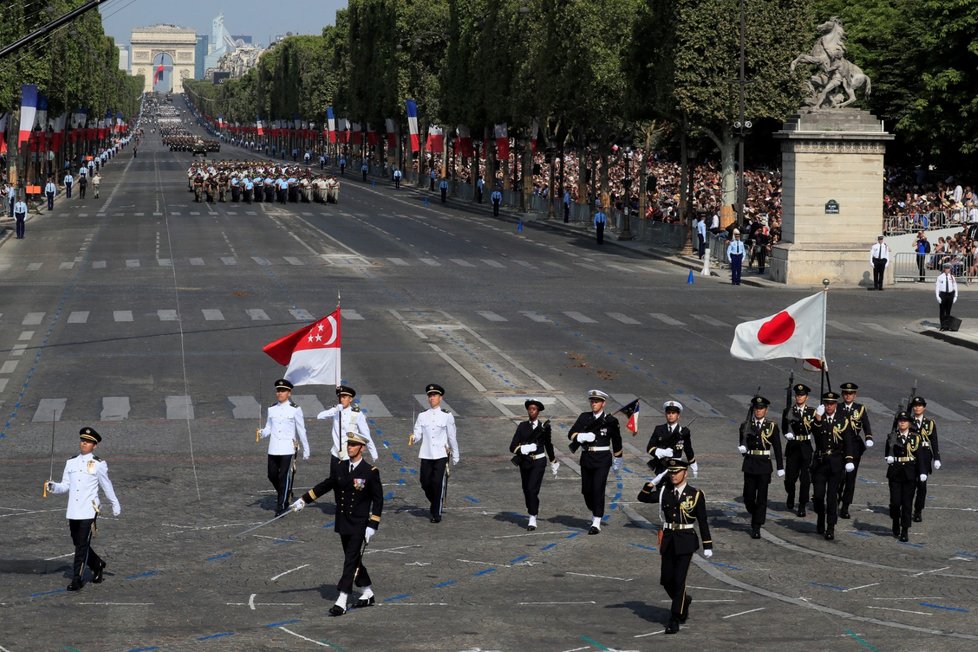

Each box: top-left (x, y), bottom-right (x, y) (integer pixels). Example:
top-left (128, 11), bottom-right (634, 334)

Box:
top-left (839, 404), bottom-right (871, 509)
top-left (510, 420), bottom-right (555, 516)
top-left (782, 406), bottom-right (814, 507)
top-left (419, 457), bottom-right (448, 518)
top-left (69, 517), bottom-right (103, 580)
top-left (811, 453), bottom-right (843, 527)
top-left (913, 418), bottom-right (939, 514)
top-left (267, 453), bottom-right (296, 512)
top-left (739, 420), bottom-right (782, 528)
top-left (888, 461), bottom-right (917, 532)
top-left (659, 485), bottom-right (712, 622)
top-left (569, 412), bottom-right (622, 518)
top-left (302, 462), bottom-right (383, 594)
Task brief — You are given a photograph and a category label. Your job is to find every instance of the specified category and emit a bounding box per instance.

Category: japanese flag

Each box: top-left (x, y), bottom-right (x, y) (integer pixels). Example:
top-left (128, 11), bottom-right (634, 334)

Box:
top-left (263, 308), bottom-right (341, 386)
top-left (730, 293), bottom-right (826, 361)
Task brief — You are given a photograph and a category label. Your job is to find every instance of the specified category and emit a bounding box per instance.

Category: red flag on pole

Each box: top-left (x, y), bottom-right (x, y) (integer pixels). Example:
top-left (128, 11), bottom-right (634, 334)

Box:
top-left (262, 308), bottom-right (342, 386)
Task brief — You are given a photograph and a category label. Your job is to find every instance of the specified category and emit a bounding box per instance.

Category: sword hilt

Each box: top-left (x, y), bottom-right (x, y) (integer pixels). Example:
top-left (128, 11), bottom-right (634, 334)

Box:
top-left (256, 428), bottom-right (261, 443)
top-left (42, 480), bottom-right (48, 498)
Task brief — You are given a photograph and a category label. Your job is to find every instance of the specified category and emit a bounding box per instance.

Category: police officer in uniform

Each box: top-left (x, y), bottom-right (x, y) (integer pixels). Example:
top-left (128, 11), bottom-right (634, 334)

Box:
top-left (737, 396), bottom-right (784, 538)
top-left (810, 392), bottom-right (856, 540)
top-left (568, 389), bottom-right (623, 534)
top-left (645, 401), bottom-right (697, 501)
top-left (317, 385), bottom-right (379, 476)
top-left (509, 399), bottom-right (559, 530)
top-left (13, 193), bottom-right (27, 239)
top-left (410, 384), bottom-right (460, 523)
top-left (657, 458), bottom-right (713, 635)
top-left (885, 411), bottom-right (922, 542)
top-left (838, 382), bottom-right (874, 519)
top-left (781, 383), bottom-right (815, 517)
top-left (45, 427), bottom-right (122, 591)
top-left (439, 176), bottom-right (449, 202)
top-left (909, 396), bottom-right (941, 522)
top-left (291, 433), bottom-right (383, 616)
top-left (258, 379), bottom-right (311, 515)
top-left (491, 188), bottom-right (502, 216)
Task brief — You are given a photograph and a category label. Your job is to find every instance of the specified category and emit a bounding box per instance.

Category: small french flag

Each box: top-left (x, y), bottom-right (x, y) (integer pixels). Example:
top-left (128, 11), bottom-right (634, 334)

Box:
top-left (406, 99), bottom-right (419, 152)
top-left (621, 399), bottom-right (640, 435)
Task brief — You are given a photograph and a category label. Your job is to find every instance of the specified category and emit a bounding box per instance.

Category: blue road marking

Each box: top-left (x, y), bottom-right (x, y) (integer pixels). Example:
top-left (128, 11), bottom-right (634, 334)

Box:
top-left (710, 561), bottom-right (742, 571)
top-left (397, 479), bottom-right (406, 486)
top-left (383, 440), bottom-right (391, 448)
top-left (391, 453), bottom-right (402, 462)
top-left (206, 552), bottom-right (232, 561)
top-left (510, 555), bottom-right (530, 563)
top-left (473, 568), bottom-right (496, 576)
top-left (541, 543), bottom-right (557, 551)
top-left (433, 580), bottom-right (456, 588)
top-left (384, 492), bottom-right (395, 500)
top-left (125, 570), bottom-right (159, 580)
top-left (127, 647), bottom-right (160, 652)
top-left (197, 632), bottom-right (234, 641)
top-left (322, 521), bottom-right (335, 528)
top-left (273, 535), bottom-right (297, 545)
top-left (630, 543), bottom-right (656, 552)
top-left (919, 602), bottom-right (969, 613)
top-left (809, 581), bottom-right (846, 591)
top-left (464, 496), bottom-right (480, 503)
top-left (566, 532), bottom-right (581, 539)
top-left (30, 588), bottom-right (66, 598)
top-left (384, 593), bottom-right (411, 602)
top-left (265, 619), bottom-right (302, 627)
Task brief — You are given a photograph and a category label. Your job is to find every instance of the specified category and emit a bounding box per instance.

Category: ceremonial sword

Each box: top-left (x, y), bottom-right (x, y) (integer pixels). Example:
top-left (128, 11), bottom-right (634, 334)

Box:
top-left (42, 410), bottom-right (55, 498)
top-left (255, 369), bottom-right (262, 443)
top-left (234, 509), bottom-right (292, 537)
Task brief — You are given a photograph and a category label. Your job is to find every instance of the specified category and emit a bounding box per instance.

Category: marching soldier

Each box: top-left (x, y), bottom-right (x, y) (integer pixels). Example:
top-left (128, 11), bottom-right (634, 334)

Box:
top-left (885, 411), bottom-right (922, 542)
top-left (291, 433), bottom-right (383, 616)
top-left (508, 399), bottom-right (559, 531)
top-left (657, 458), bottom-right (713, 635)
top-left (837, 382), bottom-right (874, 519)
top-left (568, 389), bottom-right (623, 535)
top-left (45, 427), bottom-right (122, 591)
top-left (409, 384), bottom-right (460, 523)
top-left (909, 396), bottom-right (941, 522)
top-left (644, 401), bottom-right (697, 502)
top-left (317, 385), bottom-right (379, 476)
top-left (737, 396), bottom-right (784, 539)
top-left (781, 383), bottom-right (815, 517)
top-left (810, 392), bottom-right (856, 540)
top-left (258, 379), bottom-right (311, 516)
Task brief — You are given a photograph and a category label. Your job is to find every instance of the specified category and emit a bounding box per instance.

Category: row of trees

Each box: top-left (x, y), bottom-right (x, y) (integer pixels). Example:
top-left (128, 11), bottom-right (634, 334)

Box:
top-left (186, 0), bottom-right (978, 219)
top-left (1, 0), bottom-right (143, 184)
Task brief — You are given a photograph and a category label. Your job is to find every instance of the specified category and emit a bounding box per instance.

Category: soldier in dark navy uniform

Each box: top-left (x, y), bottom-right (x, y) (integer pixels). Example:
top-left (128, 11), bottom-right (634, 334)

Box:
top-left (810, 392), bottom-right (856, 540)
top-left (657, 458), bottom-right (713, 635)
top-left (509, 399), bottom-right (558, 531)
top-left (568, 389), bottom-right (623, 534)
top-left (781, 383), bottom-right (815, 517)
top-left (737, 396), bottom-right (784, 539)
top-left (885, 411), bottom-right (922, 542)
top-left (908, 396), bottom-right (941, 522)
top-left (291, 433), bottom-right (383, 616)
top-left (642, 401), bottom-right (697, 505)
top-left (837, 382), bottom-right (874, 519)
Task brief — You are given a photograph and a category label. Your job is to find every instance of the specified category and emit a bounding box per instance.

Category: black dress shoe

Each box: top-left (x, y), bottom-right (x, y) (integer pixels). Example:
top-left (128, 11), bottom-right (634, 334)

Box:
top-left (679, 595), bottom-right (692, 623)
top-left (839, 510), bottom-right (851, 519)
top-left (892, 522), bottom-right (900, 538)
top-left (328, 604), bottom-right (346, 617)
top-left (527, 525), bottom-right (536, 531)
top-left (67, 578), bottom-right (84, 591)
top-left (912, 511), bottom-right (922, 523)
top-left (796, 508), bottom-right (806, 518)
top-left (750, 528), bottom-right (761, 539)
top-left (355, 596), bottom-right (375, 608)
top-left (786, 498), bottom-right (794, 511)
top-left (91, 561), bottom-right (106, 584)
top-left (587, 526), bottom-right (600, 535)
top-left (665, 618), bottom-right (680, 634)
top-left (824, 528), bottom-right (835, 541)
top-left (899, 529), bottom-right (909, 543)
top-left (430, 516), bottom-right (442, 523)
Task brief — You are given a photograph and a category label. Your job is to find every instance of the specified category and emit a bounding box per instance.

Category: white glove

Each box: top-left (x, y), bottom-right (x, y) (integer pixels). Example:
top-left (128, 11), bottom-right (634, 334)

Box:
top-left (551, 462), bottom-right (560, 477)
top-left (302, 452), bottom-right (310, 461)
top-left (919, 473), bottom-right (928, 482)
top-left (452, 456), bottom-right (460, 466)
top-left (885, 456), bottom-right (894, 464)
top-left (520, 443), bottom-right (537, 455)
top-left (690, 462), bottom-right (699, 478)
top-left (776, 469), bottom-right (785, 478)
top-left (865, 439), bottom-right (875, 448)
top-left (652, 470), bottom-right (668, 486)
top-left (737, 445), bottom-right (747, 454)
top-left (703, 549), bottom-right (713, 559)
top-left (816, 405), bottom-right (825, 417)
top-left (577, 432), bottom-right (596, 443)
top-left (785, 431), bottom-right (795, 440)
top-left (291, 498), bottom-right (305, 512)
top-left (112, 506), bottom-right (121, 517)
top-left (365, 526), bottom-right (376, 543)
top-left (612, 457), bottom-right (623, 472)
top-left (655, 447), bottom-right (674, 459)
top-left (934, 460), bottom-right (941, 470)
top-left (45, 481), bottom-right (55, 492)
top-left (845, 462), bottom-right (855, 472)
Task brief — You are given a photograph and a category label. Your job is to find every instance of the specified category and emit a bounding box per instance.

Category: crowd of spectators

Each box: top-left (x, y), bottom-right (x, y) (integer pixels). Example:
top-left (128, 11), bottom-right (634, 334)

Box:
top-left (883, 166), bottom-right (976, 233)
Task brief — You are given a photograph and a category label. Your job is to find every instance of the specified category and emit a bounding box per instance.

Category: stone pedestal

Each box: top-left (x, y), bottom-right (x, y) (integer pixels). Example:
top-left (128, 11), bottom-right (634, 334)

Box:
top-left (770, 109), bottom-right (894, 286)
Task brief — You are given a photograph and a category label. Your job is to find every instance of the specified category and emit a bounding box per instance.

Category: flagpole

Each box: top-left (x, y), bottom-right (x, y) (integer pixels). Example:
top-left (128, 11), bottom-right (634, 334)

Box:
top-left (335, 290), bottom-right (341, 390)
top-left (820, 279), bottom-right (829, 396)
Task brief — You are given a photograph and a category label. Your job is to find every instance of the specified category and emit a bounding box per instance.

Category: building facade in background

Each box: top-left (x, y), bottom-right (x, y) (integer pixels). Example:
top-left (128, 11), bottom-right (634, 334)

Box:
top-left (130, 24), bottom-right (196, 93)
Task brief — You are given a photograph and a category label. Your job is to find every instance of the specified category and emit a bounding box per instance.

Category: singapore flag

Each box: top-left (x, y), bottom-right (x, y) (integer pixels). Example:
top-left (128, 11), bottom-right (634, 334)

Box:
top-left (263, 308), bottom-right (341, 386)
top-left (730, 293), bottom-right (825, 362)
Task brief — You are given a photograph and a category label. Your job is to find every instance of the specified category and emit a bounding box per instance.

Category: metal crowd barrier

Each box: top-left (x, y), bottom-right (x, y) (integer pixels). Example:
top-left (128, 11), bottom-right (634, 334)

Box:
top-left (891, 251), bottom-right (970, 283)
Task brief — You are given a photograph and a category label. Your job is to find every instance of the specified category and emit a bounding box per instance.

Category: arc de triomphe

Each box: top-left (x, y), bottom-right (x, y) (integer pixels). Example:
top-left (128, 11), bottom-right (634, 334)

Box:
top-left (130, 24), bottom-right (196, 93)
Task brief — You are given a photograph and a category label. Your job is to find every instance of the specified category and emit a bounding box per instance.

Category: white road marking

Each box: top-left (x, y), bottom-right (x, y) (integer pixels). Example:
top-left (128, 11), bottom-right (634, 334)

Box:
top-left (482, 259), bottom-right (505, 268)
top-left (450, 258), bottom-right (475, 267)
top-left (32, 399), bottom-right (66, 422)
top-left (419, 258), bottom-right (441, 266)
top-left (101, 397), bottom-right (131, 421)
top-left (270, 564), bottom-right (310, 581)
top-left (477, 311), bottom-right (507, 322)
top-left (60, 262), bottom-right (75, 270)
top-left (828, 320), bottom-right (860, 333)
top-left (278, 627), bottom-right (333, 647)
top-left (649, 313), bottom-right (685, 326)
top-left (723, 607), bottom-right (766, 619)
top-left (126, 259), bottom-right (140, 268)
top-left (867, 606), bottom-right (932, 616)
top-left (113, 310), bottom-right (133, 322)
top-left (0, 361), bottom-right (19, 374)
top-left (292, 394), bottom-right (325, 416)
top-left (357, 395), bottom-right (391, 418)
top-left (843, 582), bottom-right (880, 592)
top-left (566, 571), bottom-right (632, 582)
top-left (344, 309), bottom-right (364, 320)
top-left (157, 258), bottom-right (172, 267)
top-left (23, 312), bottom-right (45, 325)
top-left (252, 256), bottom-right (271, 266)
top-left (607, 312), bottom-right (640, 325)
top-left (246, 309), bottom-right (269, 321)
top-left (92, 261), bottom-right (107, 269)
top-left (920, 399), bottom-right (968, 422)
top-left (563, 311), bottom-right (597, 324)
top-left (158, 309), bottom-right (178, 321)
top-left (18, 331), bottom-right (35, 340)
top-left (911, 566), bottom-right (949, 577)
top-left (220, 257), bottom-right (237, 265)
top-left (690, 313), bottom-right (730, 327)
top-left (521, 311), bottom-right (551, 323)
top-left (228, 396), bottom-right (260, 420)
top-left (284, 256), bottom-right (304, 266)
top-left (165, 395), bottom-right (194, 420)
top-left (27, 262), bottom-right (43, 271)
top-left (202, 309), bottom-right (225, 321)
top-left (67, 311), bottom-right (89, 324)
top-left (189, 257), bottom-right (205, 266)
top-left (290, 308), bottom-right (313, 320)
top-left (387, 257), bottom-right (409, 266)
top-left (518, 601), bottom-right (596, 605)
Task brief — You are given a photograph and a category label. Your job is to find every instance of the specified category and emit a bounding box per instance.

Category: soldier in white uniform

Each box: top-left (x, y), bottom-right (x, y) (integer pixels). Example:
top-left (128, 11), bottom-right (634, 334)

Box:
top-left (409, 383), bottom-right (460, 522)
top-left (258, 379), bottom-right (310, 515)
top-left (316, 384), bottom-right (379, 476)
top-left (46, 427), bottom-right (121, 591)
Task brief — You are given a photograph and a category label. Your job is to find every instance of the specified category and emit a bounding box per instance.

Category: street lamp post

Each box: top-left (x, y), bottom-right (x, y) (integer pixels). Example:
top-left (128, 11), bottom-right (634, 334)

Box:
top-left (619, 146), bottom-right (634, 240)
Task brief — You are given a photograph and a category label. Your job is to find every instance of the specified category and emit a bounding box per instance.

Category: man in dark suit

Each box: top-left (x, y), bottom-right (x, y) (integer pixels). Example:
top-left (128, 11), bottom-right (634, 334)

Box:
top-left (885, 411), bottom-right (922, 542)
top-left (509, 399), bottom-right (559, 531)
top-left (909, 396), bottom-right (941, 522)
top-left (737, 396), bottom-right (784, 539)
top-left (292, 433), bottom-right (383, 616)
top-left (810, 392), bottom-right (857, 540)
top-left (658, 458), bottom-right (713, 635)
top-left (645, 400), bottom-right (697, 494)
top-left (837, 382), bottom-right (874, 519)
top-left (781, 383), bottom-right (815, 517)
top-left (568, 389), bottom-right (623, 534)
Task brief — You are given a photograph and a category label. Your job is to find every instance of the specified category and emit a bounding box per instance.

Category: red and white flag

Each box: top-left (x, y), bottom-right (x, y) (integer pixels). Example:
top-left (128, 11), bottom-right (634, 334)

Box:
top-left (494, 123), bottom-right (509, 160)
top-left (385, 118), bottom-right (397, 149)
top-left (426, 125), bottom-right (444, 152)
top-left (456, 125), bottom-right (473, 157)
top-left (263, 308), bottom-right (342, 386)
top-left (529, 118), bottom-right (540, 153)
top-left (730, 293), bottom-right (826, 361)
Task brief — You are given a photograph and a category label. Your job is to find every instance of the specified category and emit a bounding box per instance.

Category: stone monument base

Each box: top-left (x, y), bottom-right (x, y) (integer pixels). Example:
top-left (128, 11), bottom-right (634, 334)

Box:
top-left (770, 242), bottom-right (889, 287)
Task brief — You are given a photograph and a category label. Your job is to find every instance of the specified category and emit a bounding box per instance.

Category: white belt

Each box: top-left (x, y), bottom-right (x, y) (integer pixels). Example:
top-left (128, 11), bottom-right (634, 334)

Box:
top-left (530, 452), bottom-right (547, 460)
top-left (586, 446), bottom-right (611, 452)
top-left (747, 450), bottom-right (771, 456)
top-left (665, 523), bottom-right (695, 531)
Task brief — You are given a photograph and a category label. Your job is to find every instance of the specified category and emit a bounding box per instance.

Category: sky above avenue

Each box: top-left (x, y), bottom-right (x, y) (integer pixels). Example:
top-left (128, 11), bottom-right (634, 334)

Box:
top-left (100, 0), bottom-right (348, 47)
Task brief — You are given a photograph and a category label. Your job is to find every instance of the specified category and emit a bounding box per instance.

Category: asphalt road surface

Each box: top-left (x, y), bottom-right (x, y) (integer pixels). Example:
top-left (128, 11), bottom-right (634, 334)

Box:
top-left (1, 101), bottom-right (977, 651)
